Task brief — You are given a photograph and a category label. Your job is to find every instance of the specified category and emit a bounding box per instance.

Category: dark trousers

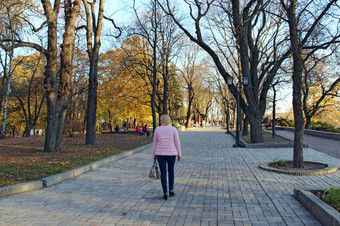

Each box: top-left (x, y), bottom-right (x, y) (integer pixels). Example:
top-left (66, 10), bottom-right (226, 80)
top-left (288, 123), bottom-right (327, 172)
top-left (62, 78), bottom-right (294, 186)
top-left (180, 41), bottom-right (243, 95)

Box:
top-left (156, 155), bottom-right (176, 194)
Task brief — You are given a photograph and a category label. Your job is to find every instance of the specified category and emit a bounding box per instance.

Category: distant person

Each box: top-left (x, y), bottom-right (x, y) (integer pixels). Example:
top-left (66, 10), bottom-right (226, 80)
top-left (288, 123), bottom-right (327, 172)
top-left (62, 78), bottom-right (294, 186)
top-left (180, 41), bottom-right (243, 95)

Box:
top-left (115, 125), bottom-right (122, 133)
top-left (136, 124), bottom-right (140, 133)
top-left (152, 114), bottom-right (182, 200)
top-left (142, 124), bottom-right (147, 133)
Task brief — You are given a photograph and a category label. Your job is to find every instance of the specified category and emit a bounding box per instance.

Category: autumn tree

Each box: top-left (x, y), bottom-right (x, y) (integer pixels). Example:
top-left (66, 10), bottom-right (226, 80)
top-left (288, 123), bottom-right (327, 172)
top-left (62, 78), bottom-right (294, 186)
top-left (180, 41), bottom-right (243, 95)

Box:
top-left (97, 41), bottom-right (152, 130)
top-left (302, 53), bottom-right (340, 129)
top-left (1, 0), bottom-right (82, 152)
top-left (78, 0), bottom-right (121, 144)
top-left (0, 0), bottom-right (29, 138)
top-left (11, 53), bottom-right (46, 137)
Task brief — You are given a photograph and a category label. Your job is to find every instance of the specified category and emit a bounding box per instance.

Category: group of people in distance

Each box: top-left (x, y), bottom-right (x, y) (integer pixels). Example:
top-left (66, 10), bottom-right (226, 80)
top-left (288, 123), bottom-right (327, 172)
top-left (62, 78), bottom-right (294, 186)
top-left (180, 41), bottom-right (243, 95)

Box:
top-left (114, 123), bottom-right (148, 134)
top-left (135, 124), bottom-right (148, 133)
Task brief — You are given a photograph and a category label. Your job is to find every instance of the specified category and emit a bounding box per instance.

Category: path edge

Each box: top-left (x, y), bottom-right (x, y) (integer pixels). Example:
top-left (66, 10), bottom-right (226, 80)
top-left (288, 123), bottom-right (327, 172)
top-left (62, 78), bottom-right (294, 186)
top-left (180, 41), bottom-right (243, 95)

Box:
top-left (294, 189), bottom-right (340, 226)
top-left (0, 143), bottom-right (152, 198)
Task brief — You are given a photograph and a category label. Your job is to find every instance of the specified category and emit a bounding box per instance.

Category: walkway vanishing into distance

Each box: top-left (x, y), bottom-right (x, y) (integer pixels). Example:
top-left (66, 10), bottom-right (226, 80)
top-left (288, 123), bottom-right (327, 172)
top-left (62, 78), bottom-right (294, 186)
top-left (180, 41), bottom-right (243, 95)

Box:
top-left (0, 126), bottom-right (339, 225)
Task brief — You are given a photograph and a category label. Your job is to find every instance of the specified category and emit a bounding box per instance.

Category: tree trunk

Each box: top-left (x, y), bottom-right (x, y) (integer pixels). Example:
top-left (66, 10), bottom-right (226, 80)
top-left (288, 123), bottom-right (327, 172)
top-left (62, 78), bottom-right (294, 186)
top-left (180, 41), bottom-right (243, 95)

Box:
top-left (84, 0), bottom-right (104, 145)
top-left (43, 0), bottom-right (81, 153)
top-left (272, 85), bottom-right (276, 138)
top-left (286, 0), bottom-right (304, 168)
top-left (249, 115), bottom-right (263, 143)
top-left (242, 116), bottom-right (249, 136)
top-left (304, 116), bottom-right (312, 129)
top-left (86, 58), bottom-right (98, 144)
top-left (185, 88), bottom-right (194, 128)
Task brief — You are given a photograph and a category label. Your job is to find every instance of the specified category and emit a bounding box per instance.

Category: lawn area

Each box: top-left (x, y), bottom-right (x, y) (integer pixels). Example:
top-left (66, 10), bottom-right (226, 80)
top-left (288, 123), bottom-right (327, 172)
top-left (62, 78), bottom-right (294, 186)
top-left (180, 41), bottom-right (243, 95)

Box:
top-left (0, 133), bottom-right (152, 187)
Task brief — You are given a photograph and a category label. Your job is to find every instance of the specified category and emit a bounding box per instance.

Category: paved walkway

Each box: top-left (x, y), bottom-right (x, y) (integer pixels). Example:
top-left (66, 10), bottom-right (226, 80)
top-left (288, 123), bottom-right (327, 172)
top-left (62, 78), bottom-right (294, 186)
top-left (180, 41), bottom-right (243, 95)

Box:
top-left (0, 127), bottom-right (340, 226)
top-left (275, 130), bottom-right (340, 159)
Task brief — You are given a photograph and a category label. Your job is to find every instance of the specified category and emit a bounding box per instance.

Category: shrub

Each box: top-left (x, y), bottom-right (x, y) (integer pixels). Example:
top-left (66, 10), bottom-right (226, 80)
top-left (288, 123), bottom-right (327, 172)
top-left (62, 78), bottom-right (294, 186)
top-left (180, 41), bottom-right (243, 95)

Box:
top-left (273, 157), bottom-right (287, 166)
top-left (276, 117), bottom-right (294, 127)
top-left (173, 122), bottom-right (180, 127)
top-left (321, 188), bottom-right (340, 212)
top-left (311, 121), bottom-right (340, 133)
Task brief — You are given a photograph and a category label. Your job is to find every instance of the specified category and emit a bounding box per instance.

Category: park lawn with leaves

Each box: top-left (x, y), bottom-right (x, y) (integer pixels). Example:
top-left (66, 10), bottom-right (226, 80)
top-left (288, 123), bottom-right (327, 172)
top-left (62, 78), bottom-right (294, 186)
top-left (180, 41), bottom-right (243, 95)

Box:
top-left (0, 133), bottom-right (152, 187)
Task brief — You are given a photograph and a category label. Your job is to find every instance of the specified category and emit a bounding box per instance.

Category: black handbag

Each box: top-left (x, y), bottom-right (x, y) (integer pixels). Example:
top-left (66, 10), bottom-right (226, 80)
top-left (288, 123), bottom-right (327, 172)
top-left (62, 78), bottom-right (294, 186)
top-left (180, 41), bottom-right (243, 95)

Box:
top-left (149, 159), bottom-right (160, 179)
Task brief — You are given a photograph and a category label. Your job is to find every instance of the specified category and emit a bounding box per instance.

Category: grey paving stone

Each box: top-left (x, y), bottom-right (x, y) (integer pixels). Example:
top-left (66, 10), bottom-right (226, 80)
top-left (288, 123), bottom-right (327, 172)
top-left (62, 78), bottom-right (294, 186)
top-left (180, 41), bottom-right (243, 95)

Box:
top-left (0, 126), bottom-right (339, 225)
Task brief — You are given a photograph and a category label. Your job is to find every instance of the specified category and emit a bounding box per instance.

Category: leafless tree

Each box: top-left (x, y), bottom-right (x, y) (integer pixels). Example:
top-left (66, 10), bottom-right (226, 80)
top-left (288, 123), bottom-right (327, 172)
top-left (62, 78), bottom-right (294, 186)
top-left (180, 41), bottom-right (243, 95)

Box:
top-left (280, 0), bottom-right (340, 167)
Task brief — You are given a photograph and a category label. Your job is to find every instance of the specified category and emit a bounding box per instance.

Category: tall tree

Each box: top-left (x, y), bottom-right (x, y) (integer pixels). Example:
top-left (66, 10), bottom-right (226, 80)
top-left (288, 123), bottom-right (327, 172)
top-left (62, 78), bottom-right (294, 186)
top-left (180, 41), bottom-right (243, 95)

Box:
top-left (157, 0), bottom-right (292, 143)
top-left (281, 0), bottom-right (339, 167)
top-left (1, 0), bottom-right (82, 150)
top-left (0, 0), bottom-right (27, 138)
top-left (132, 0), bottom-right (181, 129)
top-left (42, 0), bottom-right (81, 152)
top-left (81, 0), bottom-right (105, 145)
top-left (11, 53), bottom-right (46, 137)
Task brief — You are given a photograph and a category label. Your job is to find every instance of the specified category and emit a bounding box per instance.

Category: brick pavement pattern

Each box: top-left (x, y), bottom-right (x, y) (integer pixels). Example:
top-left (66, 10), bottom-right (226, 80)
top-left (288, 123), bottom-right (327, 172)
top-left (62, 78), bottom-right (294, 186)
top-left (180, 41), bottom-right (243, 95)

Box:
top-left (0, 126), bottom-right (339, 226)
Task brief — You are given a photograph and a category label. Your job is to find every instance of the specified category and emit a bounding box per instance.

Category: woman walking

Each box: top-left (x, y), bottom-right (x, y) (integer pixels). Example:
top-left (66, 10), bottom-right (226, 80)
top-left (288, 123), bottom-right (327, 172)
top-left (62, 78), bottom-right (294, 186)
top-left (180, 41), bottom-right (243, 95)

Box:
top-left (152, 114), bottom-right (182, 200)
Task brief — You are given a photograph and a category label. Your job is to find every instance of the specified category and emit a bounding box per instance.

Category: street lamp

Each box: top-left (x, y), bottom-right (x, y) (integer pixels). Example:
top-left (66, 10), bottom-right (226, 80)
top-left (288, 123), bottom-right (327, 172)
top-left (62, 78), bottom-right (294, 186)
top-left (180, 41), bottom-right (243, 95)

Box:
top-left (223, 97), bottom-right (234, 134)
top-left (228, 98), bottom-right (234, 133)
top-left (227, 75), bottom-right (248, 147)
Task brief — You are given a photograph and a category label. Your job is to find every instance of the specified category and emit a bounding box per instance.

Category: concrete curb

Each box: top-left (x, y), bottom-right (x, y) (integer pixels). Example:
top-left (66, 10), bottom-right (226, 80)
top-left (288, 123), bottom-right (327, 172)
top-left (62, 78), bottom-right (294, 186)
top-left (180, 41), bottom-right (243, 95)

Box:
top-left (259, 161), bottom-right (338, 176)
top-left (294, 189), bottom-right (340, 226)
top-left (0, 143), bottom-right (152, 198)
top-left (0, 181), bottom-right (43, 198)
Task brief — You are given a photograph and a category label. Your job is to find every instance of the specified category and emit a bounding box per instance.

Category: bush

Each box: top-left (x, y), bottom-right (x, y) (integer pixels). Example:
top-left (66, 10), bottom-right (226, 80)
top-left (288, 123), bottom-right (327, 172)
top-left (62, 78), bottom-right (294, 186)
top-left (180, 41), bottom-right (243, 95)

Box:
top-left (276, 117), bottom-right (294, 127)
top-left (321, 188), bottom-right (340, 212)
top-left (311, 121), bottom-right (340, 133)
top-left (173, 122), bottom-right (180, 127)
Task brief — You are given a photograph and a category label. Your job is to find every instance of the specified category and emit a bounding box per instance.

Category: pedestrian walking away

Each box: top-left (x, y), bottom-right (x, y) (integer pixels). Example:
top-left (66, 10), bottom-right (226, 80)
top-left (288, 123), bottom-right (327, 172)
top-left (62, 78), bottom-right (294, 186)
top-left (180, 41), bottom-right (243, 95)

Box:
top-left (152, 114), bottom-right (182, 200)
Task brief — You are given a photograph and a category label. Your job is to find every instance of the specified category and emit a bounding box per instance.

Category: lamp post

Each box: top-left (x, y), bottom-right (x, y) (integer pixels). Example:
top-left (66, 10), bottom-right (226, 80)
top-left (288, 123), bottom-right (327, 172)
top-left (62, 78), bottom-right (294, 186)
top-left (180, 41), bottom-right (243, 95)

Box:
top-left (228, 98), bottom-right (234, 133)
top-left (222, 97), bottom-right (228, 133)
top-left (227, 76), bottom-right (248, 147)
top-left (223, 97), bottom-right (234, 134)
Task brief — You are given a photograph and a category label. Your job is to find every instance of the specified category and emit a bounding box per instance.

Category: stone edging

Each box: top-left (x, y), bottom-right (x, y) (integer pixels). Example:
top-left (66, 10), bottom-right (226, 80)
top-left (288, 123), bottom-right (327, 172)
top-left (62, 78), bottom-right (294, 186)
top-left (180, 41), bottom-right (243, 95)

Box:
top-left (0, 143), bottom-right (153, 198)
top-left (294, 189), bottom-right (340, 226)
top-left (259, 161), bottom-right (338, 176)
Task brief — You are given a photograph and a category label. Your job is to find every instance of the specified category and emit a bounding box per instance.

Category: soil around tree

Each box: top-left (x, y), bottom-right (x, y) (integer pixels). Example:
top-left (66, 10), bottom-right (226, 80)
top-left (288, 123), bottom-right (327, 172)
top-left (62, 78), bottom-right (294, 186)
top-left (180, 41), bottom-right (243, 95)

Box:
top-left (250, 134), bottom-right (338, 175)
top-left (268, 161), bottom-right (328, 171)
top-left (259, 161), bottom-right (338, 176)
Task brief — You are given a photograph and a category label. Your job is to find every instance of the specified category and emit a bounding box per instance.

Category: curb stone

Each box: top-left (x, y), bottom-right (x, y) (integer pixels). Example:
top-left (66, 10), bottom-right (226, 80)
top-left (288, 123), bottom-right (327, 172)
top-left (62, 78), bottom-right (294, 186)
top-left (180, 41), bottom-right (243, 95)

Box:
top-left (294, 189), bottom-right (340, 226)
top-left (259, 161), bottom-right (338, 176)
top-left (0, 181), bottom-right (43, 198)
top-left (0, 143), bottom-right (152, 198)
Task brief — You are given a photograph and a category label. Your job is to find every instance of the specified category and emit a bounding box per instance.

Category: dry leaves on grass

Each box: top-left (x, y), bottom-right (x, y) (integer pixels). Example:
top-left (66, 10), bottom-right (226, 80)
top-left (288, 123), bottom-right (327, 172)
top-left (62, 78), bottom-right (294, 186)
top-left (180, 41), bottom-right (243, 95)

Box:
top-left (0, 133), bottom-right (152, 187)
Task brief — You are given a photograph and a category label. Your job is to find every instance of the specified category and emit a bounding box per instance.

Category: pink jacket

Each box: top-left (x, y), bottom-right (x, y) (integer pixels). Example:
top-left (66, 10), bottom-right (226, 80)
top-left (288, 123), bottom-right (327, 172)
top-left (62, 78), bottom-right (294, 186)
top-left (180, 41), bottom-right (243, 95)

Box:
top-left (152, 125), bottom-right (182, 158)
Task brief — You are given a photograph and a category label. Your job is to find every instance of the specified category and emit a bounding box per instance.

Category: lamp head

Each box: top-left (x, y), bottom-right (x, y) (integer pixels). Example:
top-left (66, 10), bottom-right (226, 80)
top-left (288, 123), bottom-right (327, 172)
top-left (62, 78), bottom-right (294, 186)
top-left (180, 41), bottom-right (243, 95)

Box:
top-left (226, 76), bottom-right (233, 86)
top-left (243, 76), bottom-right (249, 86)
